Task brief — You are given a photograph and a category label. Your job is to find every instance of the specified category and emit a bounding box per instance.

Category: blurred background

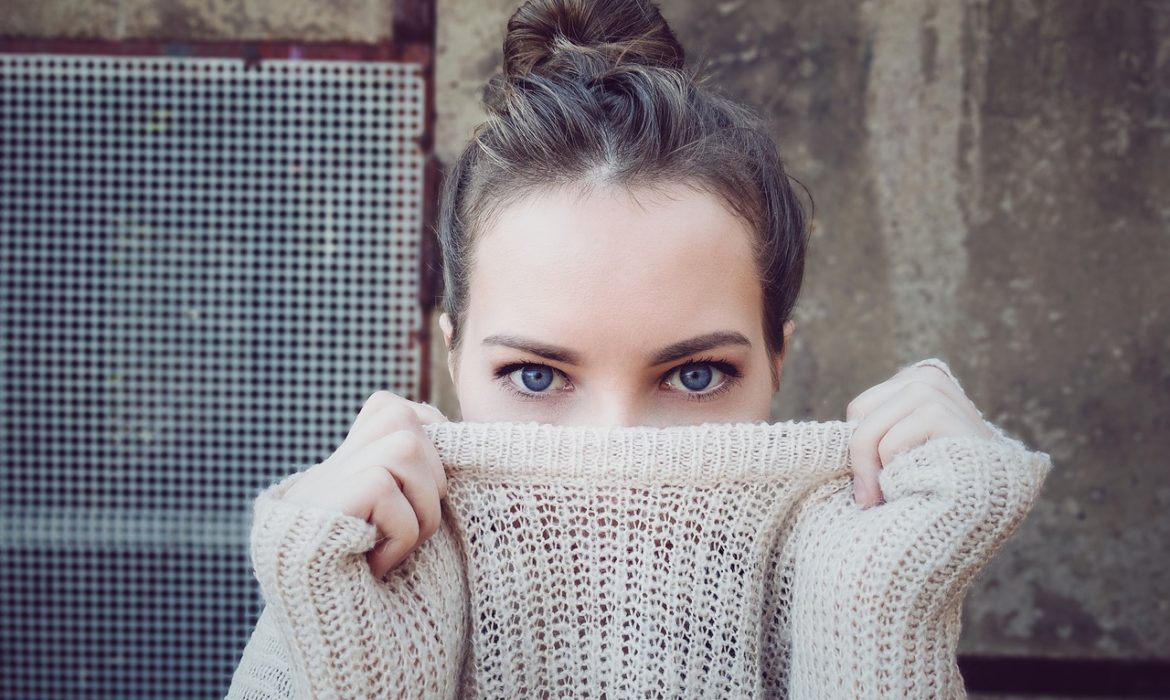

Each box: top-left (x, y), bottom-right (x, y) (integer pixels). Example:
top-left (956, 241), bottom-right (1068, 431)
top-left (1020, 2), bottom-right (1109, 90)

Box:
top-left (1, 0), bottom-right (1167, 697)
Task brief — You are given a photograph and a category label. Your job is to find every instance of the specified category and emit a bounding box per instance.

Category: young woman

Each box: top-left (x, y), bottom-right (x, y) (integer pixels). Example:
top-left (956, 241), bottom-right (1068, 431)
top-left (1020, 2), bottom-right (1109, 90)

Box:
top-left (281, 0), bottom-right (997, 582)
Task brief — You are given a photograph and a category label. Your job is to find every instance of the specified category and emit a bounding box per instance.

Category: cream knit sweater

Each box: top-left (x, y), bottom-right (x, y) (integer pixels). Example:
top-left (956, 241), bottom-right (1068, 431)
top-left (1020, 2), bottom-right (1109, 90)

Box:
top-left (226, 361), bottom-right (1052, 699)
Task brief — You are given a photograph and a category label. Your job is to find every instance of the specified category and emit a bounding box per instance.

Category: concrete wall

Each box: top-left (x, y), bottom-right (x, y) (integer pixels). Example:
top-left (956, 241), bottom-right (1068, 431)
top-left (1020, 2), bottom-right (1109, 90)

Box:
top-left (4, 0), bottom-right (1168, 664)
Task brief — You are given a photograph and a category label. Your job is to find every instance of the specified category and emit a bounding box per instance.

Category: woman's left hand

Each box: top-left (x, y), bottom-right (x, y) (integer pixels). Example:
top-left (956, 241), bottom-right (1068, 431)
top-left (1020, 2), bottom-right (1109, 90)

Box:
top-left (845, 361), bottom-right (995, 508)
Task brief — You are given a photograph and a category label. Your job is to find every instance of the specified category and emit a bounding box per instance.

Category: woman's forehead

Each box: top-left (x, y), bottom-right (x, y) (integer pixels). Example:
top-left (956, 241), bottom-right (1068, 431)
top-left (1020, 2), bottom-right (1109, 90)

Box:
top-left (474, 180), bottom-right (756, 264)
top-left (463, 182), bottom-right (765, 353)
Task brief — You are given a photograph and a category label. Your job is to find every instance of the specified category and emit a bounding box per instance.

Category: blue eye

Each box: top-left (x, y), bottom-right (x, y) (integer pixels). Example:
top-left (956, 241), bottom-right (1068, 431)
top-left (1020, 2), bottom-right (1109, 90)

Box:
top-left (519, 366), bottom-right (553, 391)
top-left (665, 361), bottom-right (734, 395)
top-left (506, 364), bottom-right (565, 393)
top-left (679, 364), bottom-right (713, 391)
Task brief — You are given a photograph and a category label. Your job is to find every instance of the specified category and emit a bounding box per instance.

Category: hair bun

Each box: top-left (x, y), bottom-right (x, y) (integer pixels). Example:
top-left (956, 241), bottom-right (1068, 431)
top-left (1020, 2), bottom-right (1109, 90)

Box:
top-left (503, 0), bottom-right (685, 78)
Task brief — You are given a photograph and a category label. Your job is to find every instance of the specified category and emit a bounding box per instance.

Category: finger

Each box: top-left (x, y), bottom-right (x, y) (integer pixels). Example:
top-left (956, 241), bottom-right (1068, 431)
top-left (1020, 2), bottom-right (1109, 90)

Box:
top-left (906, 363), bottom-right (983, 424)
top-left (906, 358), bottom-right (961, 390)
top-left (331, 400), bottom-right (425, 465)
top-left (348, 390), bottom-right (400, 436)
top-left (846, 378), bottom-right (904, 423)
top-left (375, 421), bottom-right (448, 499)
top-left (345, 428), bottom-right (445, 530)
top-left (315, 392), bottom-right (401, 470)
top-left (343, 393), bottom-right (447, 451)
top-left (363, 468), bottom-right (421, 578)
top-left (848, 382), bottom-right (937, 508)
top-left (876, 402), bottom-right (972, 468)
top-left (846, 368), bottom-right (981, 425)
top-left (351, 398), bottom-right (448, 449)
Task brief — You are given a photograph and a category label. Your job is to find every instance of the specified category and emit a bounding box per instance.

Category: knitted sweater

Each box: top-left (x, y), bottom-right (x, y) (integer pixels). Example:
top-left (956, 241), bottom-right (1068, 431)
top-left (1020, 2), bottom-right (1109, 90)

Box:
top-left (226, 364), bottom-right (1052, 699)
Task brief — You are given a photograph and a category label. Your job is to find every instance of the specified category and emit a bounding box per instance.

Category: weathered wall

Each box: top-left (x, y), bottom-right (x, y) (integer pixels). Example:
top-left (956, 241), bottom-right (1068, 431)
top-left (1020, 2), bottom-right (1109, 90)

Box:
top-left (4, 0), bottom-right (1168, 664)
top-left (434, 0), bottom-right (1170, 662)
top-left (0, 0), bottom-right (396, 42)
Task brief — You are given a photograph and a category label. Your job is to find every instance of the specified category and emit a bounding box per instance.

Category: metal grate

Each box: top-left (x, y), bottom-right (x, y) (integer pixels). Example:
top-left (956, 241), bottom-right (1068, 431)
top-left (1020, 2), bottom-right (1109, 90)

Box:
top-left (0, 54), bottom-right (428, 698)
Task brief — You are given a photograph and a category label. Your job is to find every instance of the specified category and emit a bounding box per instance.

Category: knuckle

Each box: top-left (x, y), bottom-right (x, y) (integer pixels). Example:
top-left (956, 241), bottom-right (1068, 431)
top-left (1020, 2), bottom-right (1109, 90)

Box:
top-left (364, 390), bottom-right (396, 410)
top-left (905, 379), bottom-right (940, 400)
top-left (419, 401), bottom-right (448, 423)
top-left (917, 363), bottom-right (951, 381)
top-left (921, 401), bottom-right (952, 421)
top-left (906, 378), bottom-right (932, 393)
top-left (379, 400), bottom-right (421, 430)
top-left (385, 430), bottom-right (427, 463)
top-left (916, 368), bottom-right (952, 391)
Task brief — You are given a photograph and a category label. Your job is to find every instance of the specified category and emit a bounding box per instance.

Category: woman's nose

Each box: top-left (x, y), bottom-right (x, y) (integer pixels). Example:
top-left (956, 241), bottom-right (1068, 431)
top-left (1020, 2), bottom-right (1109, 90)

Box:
top-left (586, 398), bottom-right (646, 428)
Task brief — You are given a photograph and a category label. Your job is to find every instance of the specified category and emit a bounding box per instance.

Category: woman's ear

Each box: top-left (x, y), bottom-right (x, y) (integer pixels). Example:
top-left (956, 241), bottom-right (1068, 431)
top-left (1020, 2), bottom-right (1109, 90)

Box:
top-left (772, 319), bottom-right (796, 390)
top-left (780, 319), bottom-right (796, 362)
top-left (439, 312), bottom-right (458, 383)
top-left (439, 312), bottom-right (454, 350)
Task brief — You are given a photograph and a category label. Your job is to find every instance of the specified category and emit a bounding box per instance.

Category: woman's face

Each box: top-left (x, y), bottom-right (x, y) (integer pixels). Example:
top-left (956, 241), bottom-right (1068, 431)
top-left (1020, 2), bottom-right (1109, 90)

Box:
top-left (440, 182), bottom-right (795, 427)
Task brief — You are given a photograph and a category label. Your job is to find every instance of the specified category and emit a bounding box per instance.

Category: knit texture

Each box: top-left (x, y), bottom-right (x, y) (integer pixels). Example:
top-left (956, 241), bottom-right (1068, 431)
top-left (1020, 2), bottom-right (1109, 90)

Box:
top-left (226, 359), bottom-right (1053, 699)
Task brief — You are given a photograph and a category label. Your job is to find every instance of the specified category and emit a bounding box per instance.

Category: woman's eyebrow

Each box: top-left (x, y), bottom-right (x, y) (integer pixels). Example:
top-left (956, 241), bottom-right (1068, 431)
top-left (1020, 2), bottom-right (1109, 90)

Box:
top-left (481, 334), bottom-right (582, 365)
top-left (649, 331), bottom-right (751, 365)
top-left (481, 331), bottom-right (751, 366)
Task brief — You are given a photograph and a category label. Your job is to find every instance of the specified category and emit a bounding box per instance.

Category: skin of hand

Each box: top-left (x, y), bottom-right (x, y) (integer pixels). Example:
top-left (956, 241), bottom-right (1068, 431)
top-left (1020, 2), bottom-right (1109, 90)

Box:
top-left (283, 391), bottom-right (449, 579)
top-left (846, 363), bottom-right (995, 508)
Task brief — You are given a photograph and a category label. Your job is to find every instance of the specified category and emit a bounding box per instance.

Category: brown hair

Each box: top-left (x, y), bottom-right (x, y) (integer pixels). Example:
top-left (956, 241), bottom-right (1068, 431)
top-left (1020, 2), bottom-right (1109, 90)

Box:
top-left (437, 0), bottom-right (810, 362)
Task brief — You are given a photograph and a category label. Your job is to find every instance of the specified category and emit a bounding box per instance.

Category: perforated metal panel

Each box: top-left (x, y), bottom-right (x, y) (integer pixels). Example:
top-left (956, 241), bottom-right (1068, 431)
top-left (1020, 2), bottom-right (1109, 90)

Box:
top-left (0, 54), bottom-right (428, 698)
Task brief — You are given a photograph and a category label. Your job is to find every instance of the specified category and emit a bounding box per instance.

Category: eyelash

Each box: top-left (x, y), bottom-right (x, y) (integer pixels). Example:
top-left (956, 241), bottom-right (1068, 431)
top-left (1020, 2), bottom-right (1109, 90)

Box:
top-left (491, 356), bottom-right (743, 403)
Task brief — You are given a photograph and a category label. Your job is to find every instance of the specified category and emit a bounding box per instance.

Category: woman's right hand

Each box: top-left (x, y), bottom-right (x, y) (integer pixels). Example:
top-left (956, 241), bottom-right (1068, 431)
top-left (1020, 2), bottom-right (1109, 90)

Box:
top-left (284, 391), bottom-right (449, 579)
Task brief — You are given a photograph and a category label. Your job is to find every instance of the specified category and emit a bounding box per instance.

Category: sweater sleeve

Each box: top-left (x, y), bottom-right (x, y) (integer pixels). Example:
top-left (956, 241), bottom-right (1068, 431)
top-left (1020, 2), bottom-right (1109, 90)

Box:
top-left (783, 404), bottom-right (1053, 697)
top-left (225, 470), bottom-right (468, 700)
top-left (225, 604), bottom-right (297, 699)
